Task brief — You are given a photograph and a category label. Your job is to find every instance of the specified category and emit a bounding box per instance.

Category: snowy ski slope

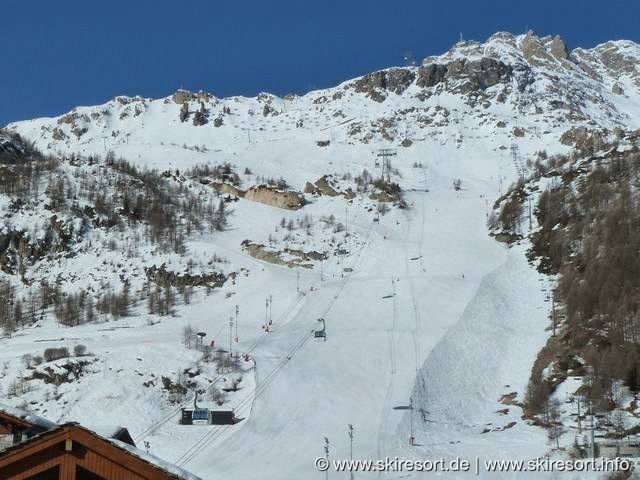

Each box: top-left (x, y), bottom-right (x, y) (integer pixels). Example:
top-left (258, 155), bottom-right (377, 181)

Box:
top-left (4, 31), bottom-right (640, 478)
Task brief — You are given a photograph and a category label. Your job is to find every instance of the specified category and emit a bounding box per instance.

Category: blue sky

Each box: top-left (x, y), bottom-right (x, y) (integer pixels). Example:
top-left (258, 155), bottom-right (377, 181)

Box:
top-left (1, 0), bottom-right (639, 126)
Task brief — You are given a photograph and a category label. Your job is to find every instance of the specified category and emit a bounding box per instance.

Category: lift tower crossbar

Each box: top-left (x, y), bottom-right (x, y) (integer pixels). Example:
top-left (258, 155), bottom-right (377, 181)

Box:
top-left (376, 149), bottom-right (397, 183)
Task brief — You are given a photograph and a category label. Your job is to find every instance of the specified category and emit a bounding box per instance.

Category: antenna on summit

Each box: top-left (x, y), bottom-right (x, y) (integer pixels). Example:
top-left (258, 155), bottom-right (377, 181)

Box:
top-left (459, 32), bottom-right (464, 43)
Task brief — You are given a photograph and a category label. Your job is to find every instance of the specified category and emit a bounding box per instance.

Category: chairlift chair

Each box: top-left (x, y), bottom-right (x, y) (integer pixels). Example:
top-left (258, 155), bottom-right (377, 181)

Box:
top-left (314, 318), bottom-right (326, 341)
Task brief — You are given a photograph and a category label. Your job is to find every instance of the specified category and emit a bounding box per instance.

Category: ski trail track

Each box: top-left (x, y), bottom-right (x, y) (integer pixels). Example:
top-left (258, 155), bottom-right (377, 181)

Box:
top-left (400, 247), bottom-right (551, 479)
top-left (187, 184), bottom-right (510, 479)
top-left (179, 225), bottom-right (375, 473)
top-left (135, 260), bottom-right (316, 447)
top-left (377, 192), bottom-right (425, 472)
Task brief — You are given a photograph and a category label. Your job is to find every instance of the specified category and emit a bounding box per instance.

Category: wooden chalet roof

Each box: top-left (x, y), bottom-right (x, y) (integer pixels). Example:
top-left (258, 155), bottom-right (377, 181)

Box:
top-left (0, 403), bottom-right (57, 434)
top-left (0, 423), bottom-right (202, 480)
top-left (0, 405), bottom-right (135, 447)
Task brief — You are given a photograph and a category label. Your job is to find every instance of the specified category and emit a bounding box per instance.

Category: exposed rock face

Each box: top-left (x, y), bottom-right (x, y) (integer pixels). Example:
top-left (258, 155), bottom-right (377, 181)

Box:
top-left (0, 215), bottom-right (76, 274)
top-left (313, 176), bottom-right (339, 196)
top-left (205, 182), bottom-right (304, 210)
top-left (548, 35), bottom-right (570, 60)
top-left (28, 360), bottom-right (93, 385)
top-left (612, 83), bottom-right (625, 95)
top-left (352, 68), bottom-right (416, 99)
top-left (244, 185), bottom-right (305, 210)
top-left (576, 60), bottom-right (602, 81)
top-left (195, 91), bottom-right (211, 103)
top-left (0, 131), bottom-right (26, 159)
top-left (145, 264), bottom-right (226, 288)
top-left (575, 40), bottom-right (640, 90)
top-left (263, 104), bottom-right (275, 116)
top-left (459, 58), bottom-right (512, 90)
top-left (521, 31), bottom-right (553, 65)
top-left (369, 192), bottom-right (394, 202)
top-left (416, 58), bottom-right (511, 92)
top-left (560, 126), bottom-right (606, 153)
top-left (210, 182), bottom-right (244, 198)
top-left (560, 126), bottom-right (590, 146)
top-left (72, 127), bottom-right (88, 138)
top-left (241, 240), bottom-right (324, 268)
top-left (57, 112), bottom-right (80, 125)
top-left (305, 176), bottom-right (355, 200)
top-left (416, 63), bottom-right (448, 87)
top-left (597, 42), bottom-right (640, 76)
top-left (173, 90), bottom-right (194, 104)
top-left (52, 128), bottom-right (67, 140)
top-left (173, 90), bottom-right (213, 106)
top-left (343, 189), bottom-right (356, 200)
top-left (518, 32), bottom-right (570, 66)
top-left (385, 68), bottom-right (416, 94)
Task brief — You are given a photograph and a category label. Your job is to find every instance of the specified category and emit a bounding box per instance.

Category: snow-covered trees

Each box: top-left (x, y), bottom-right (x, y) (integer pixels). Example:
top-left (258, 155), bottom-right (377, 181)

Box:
top-left (179, 102), bottom-right (189, 122)
top-left (0, 143), bottom-right (234, 334)
top-left (0, 281), bottom-right (17, 337)
top-left (526, 149), bottom-right (640, 425)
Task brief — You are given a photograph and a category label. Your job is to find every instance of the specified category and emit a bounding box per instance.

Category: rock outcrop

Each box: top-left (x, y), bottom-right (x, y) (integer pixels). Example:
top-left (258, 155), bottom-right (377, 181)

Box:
top-left (210, 182), bottom-right (244, 198)
top-left (559, 126), bottom-right (606, 154)
top-left (173, 90), bottom-right (195, 104)
top-left (304, 176), bottom-right (355, 200)
top-left (417, 58), bottom-right (512, 92)
top-left (352, 68), bottom-right (416, 98)
top-left (244, 185), bottom-right (304, 210)
top-left (0, 215), bottom-right (77, 274)
top-left (205, 182), bottom-right (304, 210)
top-left (0, 131), bottom-right (26, 160)
top-left (416, 63), bottom-right (448, 87)
top-left (145, 264), bottom-right (226, 288)
top-left (548, 35), bottom-right (570, 61)
top-left (241, 240), bottom-right (325, 268)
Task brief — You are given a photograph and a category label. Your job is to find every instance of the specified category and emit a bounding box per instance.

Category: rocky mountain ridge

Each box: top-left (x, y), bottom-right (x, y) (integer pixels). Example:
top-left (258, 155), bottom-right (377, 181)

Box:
top-left (8, 31), bottom-right (640, 171)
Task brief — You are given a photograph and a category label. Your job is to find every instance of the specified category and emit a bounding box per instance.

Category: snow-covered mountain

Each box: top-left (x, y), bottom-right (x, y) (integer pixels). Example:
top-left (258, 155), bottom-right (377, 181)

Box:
top-left (2, 31), bottom-right (640, 479)
top-left (8, 31), bottom-right (640, 165)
